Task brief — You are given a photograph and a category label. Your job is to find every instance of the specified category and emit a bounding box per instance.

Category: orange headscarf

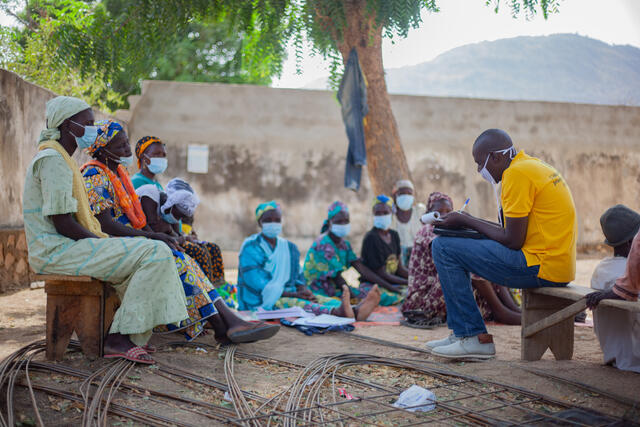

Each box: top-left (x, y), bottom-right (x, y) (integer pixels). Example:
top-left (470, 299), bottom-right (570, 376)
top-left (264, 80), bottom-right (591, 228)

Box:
top-left (135, 136), bottom-right (162, 169)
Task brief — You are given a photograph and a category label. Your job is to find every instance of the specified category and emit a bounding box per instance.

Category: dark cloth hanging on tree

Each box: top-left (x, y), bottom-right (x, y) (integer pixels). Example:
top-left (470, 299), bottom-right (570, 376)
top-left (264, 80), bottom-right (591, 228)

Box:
top-left (338, 48), bottom-right (368, 191)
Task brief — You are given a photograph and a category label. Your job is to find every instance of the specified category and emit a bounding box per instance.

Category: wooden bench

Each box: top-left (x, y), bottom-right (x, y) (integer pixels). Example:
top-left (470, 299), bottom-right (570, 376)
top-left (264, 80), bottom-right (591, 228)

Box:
top-left (37, 275), bottom-right (120, 361)
top-left (522, 284), bottom-right (640, 361)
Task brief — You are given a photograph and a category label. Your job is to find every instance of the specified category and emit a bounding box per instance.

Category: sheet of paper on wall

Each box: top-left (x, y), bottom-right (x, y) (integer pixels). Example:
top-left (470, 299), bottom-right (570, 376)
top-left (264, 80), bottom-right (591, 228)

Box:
top-left (187, 145), bottom-right (209, 174)
top-left (255, 307), bottom-right (313, 320)
top-left (292, 314), bottom-right (355, 328)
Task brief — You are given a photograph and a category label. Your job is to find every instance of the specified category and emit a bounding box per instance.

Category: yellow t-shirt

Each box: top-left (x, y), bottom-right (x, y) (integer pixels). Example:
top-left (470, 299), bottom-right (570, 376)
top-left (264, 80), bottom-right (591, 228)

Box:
top-left (501, 150), bottom-right (577, 283)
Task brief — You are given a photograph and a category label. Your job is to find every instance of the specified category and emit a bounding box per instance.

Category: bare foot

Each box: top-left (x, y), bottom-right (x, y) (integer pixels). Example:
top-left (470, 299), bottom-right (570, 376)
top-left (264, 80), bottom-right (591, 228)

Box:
top-left (332, 285), bottom-right (355, 318)
top-left (355, 285), bottom-right (381, 321)
top-left (227, 321), bottom-right (280, 343)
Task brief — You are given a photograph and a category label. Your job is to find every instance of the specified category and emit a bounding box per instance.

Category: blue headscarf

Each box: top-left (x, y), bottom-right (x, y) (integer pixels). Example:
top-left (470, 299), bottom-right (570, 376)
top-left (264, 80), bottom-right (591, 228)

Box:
top-left (372, 194), bottom-right (394, 208)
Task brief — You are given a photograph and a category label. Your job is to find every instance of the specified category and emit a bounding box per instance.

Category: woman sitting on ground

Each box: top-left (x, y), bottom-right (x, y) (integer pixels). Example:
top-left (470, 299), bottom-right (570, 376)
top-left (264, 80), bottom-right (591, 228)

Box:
top-left (131, 135), bottom-right (167, 190)
top-left (80, 120), bottom-right (278, 344)
top-left (401, 192), bottom-right (521, 328)
top-left (356, 195), bottom-right (408, 306)
top-left (392, 180), bottom-right (426, 266)
top-left (138, 178), bottom-right (230, 290)
top-left (237, 201), bottom-right (379, 320)
top-left (303, 201), bottom-right (398, 309)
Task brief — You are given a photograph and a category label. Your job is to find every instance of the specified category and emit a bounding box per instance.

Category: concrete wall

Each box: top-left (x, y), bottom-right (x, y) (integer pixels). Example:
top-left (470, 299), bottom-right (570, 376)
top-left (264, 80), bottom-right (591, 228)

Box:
top-left (0, 70), bottom-right (56, 228)
top-left (0, 69), bottom-right (111, 290)
top-left (126, 80), bottom-right (640, 252)
top-left (3, 69), bottom-right (640, 287)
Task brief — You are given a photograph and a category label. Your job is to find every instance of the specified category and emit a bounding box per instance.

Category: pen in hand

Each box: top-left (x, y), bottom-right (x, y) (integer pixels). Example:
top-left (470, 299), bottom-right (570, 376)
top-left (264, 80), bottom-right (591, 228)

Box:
top-left (459, 198), bottom-right (470, 213)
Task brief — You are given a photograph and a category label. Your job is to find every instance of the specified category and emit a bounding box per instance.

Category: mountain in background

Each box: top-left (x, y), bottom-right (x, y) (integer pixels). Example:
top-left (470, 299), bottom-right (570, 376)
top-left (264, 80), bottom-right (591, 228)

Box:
top-left (305, 34), bottom-right (640, 106)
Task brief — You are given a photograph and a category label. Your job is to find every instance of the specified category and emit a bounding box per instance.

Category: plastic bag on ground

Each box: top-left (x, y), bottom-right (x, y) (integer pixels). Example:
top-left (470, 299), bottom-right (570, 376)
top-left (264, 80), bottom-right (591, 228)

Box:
top-left (392, 385), bottom-right (436, 412)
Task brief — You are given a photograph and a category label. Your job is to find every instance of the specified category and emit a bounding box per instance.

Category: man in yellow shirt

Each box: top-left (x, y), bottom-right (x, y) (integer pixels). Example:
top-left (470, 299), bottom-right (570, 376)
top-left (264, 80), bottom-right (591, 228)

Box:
top-left (427, 129), bottom-right (577, 359)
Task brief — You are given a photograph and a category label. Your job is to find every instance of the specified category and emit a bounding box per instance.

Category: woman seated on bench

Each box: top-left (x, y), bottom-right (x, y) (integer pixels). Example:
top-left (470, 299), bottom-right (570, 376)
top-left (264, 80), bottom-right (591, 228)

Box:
top-left (24, 96), bottom-right (192, 364)
top-left (80, 119), bottom-right (278, 346)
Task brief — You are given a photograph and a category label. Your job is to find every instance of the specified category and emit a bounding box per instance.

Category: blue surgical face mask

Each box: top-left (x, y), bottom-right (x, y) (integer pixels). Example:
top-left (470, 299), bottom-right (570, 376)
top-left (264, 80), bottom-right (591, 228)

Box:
top-left (373, 214), bottom-right (392, 230)
top-left (69, 120), bottom-right (98, 149)
top-left (103, 148), bottom-right (133, 168)
top-left (119, 155), bottom-right (134, 167)
top-left (162, 210), bottom-right (178, 224)
top-left (330, 223), bottom-right (351, 238)
top-left (261, 222), bottom-right (282, 239)
top-left (147, 157), bottom-right (168, 174)
top-left (395, 194), bottom-right (414, 211)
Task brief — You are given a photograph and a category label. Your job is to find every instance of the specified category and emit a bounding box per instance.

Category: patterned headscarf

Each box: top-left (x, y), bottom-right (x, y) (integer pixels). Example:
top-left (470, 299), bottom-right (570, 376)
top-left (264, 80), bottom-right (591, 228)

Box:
top-left (87, 119), bottom-right (123, 157)
top-left (135, 136), bottom-right (162, 168)
top-left (255, 201), bottom-right (281, 222)
top-left (427, 192), bottom-right (453, 212)
top-left (372, 194), bottom-right (394, 208)
top-left (322, 201), bottom-right (349, 233)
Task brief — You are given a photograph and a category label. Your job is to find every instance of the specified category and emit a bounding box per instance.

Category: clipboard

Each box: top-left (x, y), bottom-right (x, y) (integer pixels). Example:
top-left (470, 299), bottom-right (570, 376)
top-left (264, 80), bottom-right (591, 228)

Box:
top-left (433, 227), bottom-right (486, 239)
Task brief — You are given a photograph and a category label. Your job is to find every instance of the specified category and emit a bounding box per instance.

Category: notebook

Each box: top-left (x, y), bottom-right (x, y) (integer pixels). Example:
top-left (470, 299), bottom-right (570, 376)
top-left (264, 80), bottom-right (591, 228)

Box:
top-left (433, 227), bottom-right (486, 239)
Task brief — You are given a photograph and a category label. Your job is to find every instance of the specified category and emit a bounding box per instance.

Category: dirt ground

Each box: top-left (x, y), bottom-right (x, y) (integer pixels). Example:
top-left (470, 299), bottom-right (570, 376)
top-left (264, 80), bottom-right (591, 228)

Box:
top-left (1, 259), bottom-right (639, 425)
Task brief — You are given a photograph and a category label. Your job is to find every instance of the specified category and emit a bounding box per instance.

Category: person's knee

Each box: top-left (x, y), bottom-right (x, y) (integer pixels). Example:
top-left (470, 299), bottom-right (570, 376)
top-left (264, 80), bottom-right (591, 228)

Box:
top-left (142, 239), bottom-right (173, 260)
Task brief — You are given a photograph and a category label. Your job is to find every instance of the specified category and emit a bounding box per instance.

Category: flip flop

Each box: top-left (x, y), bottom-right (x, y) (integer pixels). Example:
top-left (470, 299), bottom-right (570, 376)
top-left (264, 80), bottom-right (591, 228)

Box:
top-left (227, 322), bottom-right (280, 344)
top-left (104, 346), bottom-right (155, 365)
top-left (142, 344), bottom-right (156, 354)
top-left (400, 317), bottom-right (445, 330)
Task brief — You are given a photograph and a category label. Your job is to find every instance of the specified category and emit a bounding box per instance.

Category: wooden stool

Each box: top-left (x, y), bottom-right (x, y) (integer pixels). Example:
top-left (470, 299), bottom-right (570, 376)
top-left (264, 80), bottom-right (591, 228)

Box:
top-left (38, 274), bottom-right (119, 361)
top-left (522, 284), bottom-right (640, 361)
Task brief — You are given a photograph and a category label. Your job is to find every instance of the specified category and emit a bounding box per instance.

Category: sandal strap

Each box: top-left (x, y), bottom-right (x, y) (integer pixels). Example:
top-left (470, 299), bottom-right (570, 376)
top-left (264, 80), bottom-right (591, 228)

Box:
top-left (126, 346), bottom-right (150, 359)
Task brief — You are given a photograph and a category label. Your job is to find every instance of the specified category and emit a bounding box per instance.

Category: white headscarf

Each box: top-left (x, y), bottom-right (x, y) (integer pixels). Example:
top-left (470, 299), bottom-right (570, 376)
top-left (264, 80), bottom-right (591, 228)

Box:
top-left (162, 178), bottom-right (200, 216)
top-left (39, 96), bottom-right (91, 143)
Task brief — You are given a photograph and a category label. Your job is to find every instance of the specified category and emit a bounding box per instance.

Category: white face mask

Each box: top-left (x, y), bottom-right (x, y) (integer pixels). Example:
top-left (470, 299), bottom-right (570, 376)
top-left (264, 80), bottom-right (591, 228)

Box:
top-left (479, 146), bottom-right (517, 185)
top-left (395, 194), bottom-right (414, 211)
top-left (373, 214), bottom-right (392, 230)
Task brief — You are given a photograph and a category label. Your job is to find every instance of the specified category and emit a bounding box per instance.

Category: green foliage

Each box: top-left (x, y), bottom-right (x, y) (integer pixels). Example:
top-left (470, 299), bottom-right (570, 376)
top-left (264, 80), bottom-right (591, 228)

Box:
top-left (1, 15), bottom-right (121, 111)
top-left (0, 0), bottom-right (287, 110)
top-left (49, 0), bottom-right (293, 92)
top-left (296, 0), bottom-right (561, 88)
top-left (486, 0), bottom-right (561, 19)
top-left (1, 0), bottom-right (563, 108)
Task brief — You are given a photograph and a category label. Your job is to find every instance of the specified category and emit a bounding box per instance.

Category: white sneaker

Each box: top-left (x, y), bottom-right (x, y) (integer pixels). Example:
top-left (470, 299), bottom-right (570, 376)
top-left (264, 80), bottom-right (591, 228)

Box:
top-left (425, 334), bottom-right (460, 351)
top-left (431, 334), bottom-right (496, 360)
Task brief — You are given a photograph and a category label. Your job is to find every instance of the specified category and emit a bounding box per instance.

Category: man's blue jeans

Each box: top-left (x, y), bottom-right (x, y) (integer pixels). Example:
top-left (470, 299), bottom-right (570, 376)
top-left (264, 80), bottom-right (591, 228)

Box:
top-left (431, 237), bottom-right (567, 338)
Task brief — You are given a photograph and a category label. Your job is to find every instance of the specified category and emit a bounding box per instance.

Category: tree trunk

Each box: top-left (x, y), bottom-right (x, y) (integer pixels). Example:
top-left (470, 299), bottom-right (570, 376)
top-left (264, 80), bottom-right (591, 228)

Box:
top-left (335, 0), bottom-right (411, 196)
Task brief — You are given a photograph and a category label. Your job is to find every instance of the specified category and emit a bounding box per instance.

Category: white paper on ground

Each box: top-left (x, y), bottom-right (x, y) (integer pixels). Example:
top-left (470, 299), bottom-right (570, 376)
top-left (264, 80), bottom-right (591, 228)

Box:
top-left (393, 385), bottom-right (436, 412)
top-left (292, 314), bottom-right (355, 328)
top-left (255, 306), bottom-right (313, 319)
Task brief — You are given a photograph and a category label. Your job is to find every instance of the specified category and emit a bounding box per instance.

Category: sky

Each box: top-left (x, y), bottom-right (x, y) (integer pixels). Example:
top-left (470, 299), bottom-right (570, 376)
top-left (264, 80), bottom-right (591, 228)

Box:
top-left (272, 0), bottom-right (640, 88)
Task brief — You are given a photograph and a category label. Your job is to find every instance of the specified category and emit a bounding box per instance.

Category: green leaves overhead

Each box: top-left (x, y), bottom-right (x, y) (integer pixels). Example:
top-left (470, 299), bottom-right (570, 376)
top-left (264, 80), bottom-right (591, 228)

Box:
top-left (1, 0), bottom-right (562, 108)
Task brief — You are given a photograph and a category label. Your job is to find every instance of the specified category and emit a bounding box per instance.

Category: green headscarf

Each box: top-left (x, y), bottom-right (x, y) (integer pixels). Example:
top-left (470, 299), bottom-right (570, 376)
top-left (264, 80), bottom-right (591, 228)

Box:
top-left (38, 96), bottom-right (91, 143)
top-left (255, 201), bottom-right (281, 222)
